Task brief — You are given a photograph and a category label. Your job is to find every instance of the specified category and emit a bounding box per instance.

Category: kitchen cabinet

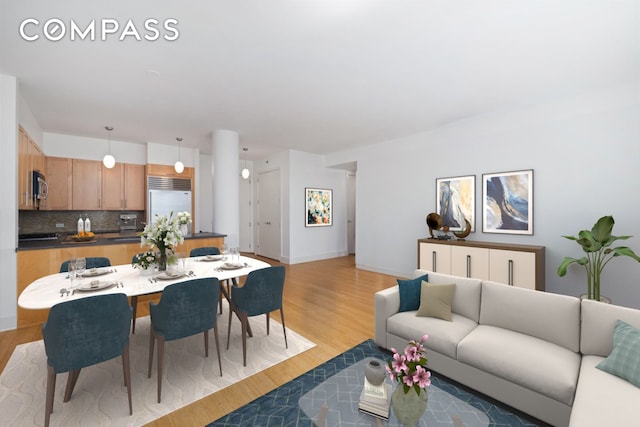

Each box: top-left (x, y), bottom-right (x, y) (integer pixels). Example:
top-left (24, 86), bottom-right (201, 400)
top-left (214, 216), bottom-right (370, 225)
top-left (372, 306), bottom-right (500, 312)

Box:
top-left (18, 126), bottom-right (46, 209)
top-left (417, 238), bottom-right (545, 290)
top-left (146, 163), bottom-right (194, 180)
top-left (44, 157), bottom-right (73, 210)
top-left (102, 163), bottom-right (146, 210)
top-left (72, 159), bottom-right (102, 210)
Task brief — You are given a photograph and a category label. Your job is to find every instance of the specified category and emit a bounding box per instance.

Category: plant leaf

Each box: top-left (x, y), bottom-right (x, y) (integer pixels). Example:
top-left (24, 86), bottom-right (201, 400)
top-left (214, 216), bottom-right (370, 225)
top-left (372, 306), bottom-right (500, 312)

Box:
top-left (557, 257), bottom-right (588, 276)
top-left (611, 246), bottom-right (640, 261)
top-left (591, 215), bottom-right (614, 243)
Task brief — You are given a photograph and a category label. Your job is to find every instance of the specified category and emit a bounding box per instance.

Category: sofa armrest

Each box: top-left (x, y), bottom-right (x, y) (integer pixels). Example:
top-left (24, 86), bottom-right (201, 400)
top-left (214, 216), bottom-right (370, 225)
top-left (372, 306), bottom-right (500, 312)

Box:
top-left (374, 286), bottom-right (400, 349)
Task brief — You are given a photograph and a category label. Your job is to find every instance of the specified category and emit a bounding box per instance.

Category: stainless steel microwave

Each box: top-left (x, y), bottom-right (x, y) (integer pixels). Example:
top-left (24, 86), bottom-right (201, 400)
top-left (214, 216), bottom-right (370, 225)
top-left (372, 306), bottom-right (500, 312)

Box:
top-left (32, 170), bottom-right (48, 204)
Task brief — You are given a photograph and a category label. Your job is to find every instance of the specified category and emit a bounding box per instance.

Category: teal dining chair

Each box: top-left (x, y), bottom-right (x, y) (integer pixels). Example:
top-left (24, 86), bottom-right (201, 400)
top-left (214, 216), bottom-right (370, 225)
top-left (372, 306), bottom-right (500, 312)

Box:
top-left (189, 246), bottom-right (225, 313)
top-left (189, 246), bottom-right (220, 257)
top-left (42, 293), bottom-right (132, 427)
top-left (59, 257), bottom-right (111, 273)
top-left (148, 277), bottom-right (223, 403)
top-left (226, 266), bottom-right (287, 366)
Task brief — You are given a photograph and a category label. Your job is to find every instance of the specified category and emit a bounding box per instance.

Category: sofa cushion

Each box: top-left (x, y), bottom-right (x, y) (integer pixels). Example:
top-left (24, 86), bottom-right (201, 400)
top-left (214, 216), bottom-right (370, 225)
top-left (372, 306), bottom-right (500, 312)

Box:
top-left (581, 298), bottom-right (640, 356)
top-left (416, 281), bottom-right (455, 321)
top-left (479, 281), bottom-right (581, 352)
top-left (596, 320), bottom-right (640, 388)
top-left (570, 355), bottom-right (640, 427)
top-left (387, 311), bottom-right (477, 359)
top-left (413, 270), bottom-right (481, 323)
top-left (457, 325), bottom-right (581, 405)
top-left (397, 274), bottom-right (428, 312)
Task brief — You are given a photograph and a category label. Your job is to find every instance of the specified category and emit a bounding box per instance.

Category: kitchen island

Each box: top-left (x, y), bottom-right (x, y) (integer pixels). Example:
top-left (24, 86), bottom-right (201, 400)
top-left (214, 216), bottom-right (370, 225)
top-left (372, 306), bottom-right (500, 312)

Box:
top-left (16, 232), bottom-right (226, 327)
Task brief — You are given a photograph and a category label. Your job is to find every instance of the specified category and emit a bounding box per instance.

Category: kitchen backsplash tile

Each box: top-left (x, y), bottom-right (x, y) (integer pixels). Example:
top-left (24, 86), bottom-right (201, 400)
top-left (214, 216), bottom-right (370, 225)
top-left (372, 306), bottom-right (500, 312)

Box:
top-left (19, 210), bottom-right (145, 235)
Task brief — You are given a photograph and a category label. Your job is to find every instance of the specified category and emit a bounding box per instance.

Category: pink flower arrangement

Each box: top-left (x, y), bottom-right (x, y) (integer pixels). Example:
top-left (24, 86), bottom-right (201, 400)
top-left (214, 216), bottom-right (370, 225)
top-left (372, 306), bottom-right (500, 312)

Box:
top-left (386, 334), bottom-right (431, 395)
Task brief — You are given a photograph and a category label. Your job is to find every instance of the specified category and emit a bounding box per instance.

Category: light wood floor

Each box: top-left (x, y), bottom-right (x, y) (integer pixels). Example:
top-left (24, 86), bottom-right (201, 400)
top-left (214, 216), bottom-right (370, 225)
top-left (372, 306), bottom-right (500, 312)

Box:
top-left (0, 255), bottom-right (397, 426)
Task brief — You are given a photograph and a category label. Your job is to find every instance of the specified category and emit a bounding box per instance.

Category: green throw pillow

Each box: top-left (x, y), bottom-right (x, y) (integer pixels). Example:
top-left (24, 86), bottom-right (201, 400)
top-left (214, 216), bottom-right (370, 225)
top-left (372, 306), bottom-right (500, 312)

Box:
top-left (596, 319), bottom-right (640, 388)
top-left (397, 274), bottom-right (428, 312)
top-left (416, 281), bottom-right (456, 321)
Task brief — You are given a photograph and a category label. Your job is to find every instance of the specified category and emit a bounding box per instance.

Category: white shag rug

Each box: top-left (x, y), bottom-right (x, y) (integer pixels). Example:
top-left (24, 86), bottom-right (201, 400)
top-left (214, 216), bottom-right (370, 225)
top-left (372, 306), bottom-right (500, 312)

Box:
top-left (0, 302), bottom-right (315, 427)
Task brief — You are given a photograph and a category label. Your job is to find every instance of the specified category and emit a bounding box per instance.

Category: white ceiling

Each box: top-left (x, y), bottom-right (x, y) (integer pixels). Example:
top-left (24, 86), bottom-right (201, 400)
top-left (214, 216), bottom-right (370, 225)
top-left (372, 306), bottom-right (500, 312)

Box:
top-left (1, 1), bottom-right (637, 159)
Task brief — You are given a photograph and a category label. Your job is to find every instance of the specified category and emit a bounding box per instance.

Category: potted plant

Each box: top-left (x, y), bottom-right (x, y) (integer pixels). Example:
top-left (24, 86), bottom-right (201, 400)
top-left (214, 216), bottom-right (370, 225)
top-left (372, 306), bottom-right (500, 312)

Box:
top-left (557, 215), bottom-right (640, 301)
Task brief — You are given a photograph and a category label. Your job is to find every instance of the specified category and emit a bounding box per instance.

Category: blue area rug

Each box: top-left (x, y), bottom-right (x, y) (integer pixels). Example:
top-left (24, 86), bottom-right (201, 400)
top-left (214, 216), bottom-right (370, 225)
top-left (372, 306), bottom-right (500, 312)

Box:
top-left (207, 339), bottom-right (547, 427)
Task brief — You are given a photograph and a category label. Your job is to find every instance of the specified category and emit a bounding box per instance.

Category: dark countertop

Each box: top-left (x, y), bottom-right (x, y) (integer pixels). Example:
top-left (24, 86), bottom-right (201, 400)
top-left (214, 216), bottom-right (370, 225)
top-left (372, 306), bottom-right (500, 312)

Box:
top-left (16, 231), bottom-right (227, 251)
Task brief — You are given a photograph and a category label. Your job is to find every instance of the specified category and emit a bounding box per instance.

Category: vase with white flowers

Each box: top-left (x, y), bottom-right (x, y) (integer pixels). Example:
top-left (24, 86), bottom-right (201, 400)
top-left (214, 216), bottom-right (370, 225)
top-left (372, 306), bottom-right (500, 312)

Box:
top-left (176, 211), bottom-right (192, 237)
top-left (140, 212), bottom-right (184, 271)
top-left (132, 250), bottom-right (157, 275)
top-left (386, 334), bottom-right (431, 426)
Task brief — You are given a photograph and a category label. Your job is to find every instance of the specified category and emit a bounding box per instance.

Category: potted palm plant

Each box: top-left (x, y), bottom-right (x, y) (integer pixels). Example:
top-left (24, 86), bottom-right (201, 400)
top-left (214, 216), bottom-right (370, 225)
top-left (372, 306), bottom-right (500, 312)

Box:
top-left (557, 215), bottom-right (640, 301)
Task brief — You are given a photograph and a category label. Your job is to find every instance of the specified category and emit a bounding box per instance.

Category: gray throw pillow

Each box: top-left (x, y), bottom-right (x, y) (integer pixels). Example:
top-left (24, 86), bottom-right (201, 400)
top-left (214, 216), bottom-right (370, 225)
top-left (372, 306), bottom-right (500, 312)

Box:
top-left (416, 281), bottom-right (455, 321)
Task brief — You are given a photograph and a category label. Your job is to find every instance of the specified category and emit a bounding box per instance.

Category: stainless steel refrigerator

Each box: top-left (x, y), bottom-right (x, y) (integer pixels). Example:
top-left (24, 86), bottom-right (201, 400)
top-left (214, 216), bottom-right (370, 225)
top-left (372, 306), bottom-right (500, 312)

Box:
top-left (147, 177), bottom-right (192, 224)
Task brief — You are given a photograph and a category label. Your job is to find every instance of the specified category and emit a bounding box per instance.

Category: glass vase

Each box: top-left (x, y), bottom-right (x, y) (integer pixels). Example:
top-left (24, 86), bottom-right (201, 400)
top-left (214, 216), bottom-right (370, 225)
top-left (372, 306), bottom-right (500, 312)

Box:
top-left (391, 385), bottom-right (428, 426)
top-left (158, 250), bottom-right (167, 271)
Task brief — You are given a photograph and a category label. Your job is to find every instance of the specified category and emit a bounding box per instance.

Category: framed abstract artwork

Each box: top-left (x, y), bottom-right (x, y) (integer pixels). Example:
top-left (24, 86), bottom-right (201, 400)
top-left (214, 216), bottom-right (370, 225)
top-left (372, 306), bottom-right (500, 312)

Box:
top-left (306, 188), bottom-right (332, 227)
top-left (482, 169), bottom-right (534, 235)
top-left (436, 175), bottom-right (475, 232)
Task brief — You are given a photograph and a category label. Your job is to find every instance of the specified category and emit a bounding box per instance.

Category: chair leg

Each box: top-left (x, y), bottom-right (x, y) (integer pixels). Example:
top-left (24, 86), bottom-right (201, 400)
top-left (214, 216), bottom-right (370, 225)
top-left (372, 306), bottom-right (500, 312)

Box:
top-left (148, 328), bottom-right (156, 378)
top-left (45, 365), bottom-right (56, 427)
top-left (213, 326), bottom-right (222, 376)
top-left (157, 335), bottom-right (165, 403)
top-left (266, 313), bottom-right (270, 335)
top-left (280, 307), bottom-right (288, 349)
top-left (226, 306), bottom-right (233, 350)
top-left (122, 342), bottom-right (133, 415)
top-left (239, 311), bottom-right (249, 366)
top-left (204, 329), bottom-right (209, 358)
top-left (63, 369), bottom-right (81, 402)
top-left (218, 292), bottom-right (223, 314)
top-left (131, 296), bottom-right (138, 334)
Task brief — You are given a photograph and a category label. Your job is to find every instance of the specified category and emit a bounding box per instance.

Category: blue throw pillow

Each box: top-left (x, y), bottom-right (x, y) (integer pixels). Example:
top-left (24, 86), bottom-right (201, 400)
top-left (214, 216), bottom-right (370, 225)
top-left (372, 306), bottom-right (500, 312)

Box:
top-left (596, 319), bottom-right (640, 388)
top-left (397, 274), bottom-right (428, 312)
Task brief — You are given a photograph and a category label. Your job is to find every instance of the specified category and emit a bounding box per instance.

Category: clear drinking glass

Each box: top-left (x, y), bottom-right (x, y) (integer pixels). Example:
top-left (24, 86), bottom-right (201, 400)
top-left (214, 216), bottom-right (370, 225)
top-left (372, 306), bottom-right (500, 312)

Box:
top-left (221, 244), bottom-right (229, 261)
top-left (68, 258), bottom-right (77, 288)
top-left (75, 257), bottom-right (86, 282)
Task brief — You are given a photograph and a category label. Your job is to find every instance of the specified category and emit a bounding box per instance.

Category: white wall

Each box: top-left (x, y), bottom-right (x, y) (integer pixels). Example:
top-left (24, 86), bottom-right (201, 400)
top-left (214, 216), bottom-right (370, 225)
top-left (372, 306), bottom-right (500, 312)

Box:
top-left (0, 75), bottom-right (19, 330)
top-left (287, 150), bottom-right (348, 263)
top-left (326, 85), bottom-right (640, 308)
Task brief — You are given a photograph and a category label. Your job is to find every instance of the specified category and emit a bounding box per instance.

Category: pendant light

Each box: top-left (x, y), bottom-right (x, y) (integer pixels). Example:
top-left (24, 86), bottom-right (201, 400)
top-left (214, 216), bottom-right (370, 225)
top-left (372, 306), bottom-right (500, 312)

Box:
top-left (174, 137), bottom-right (184, 173)
top-left (241, 147), bottom-right (250, 179)
top-left (102, 126), bottom-right (116, 169)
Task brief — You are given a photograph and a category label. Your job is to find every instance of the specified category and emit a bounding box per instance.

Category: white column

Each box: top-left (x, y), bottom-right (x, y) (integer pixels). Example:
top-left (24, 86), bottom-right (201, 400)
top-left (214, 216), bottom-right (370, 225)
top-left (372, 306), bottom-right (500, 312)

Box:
top-left (212, 130), bottom-right (240, 247)
top-left (0, 75), bottom-right (18, 330)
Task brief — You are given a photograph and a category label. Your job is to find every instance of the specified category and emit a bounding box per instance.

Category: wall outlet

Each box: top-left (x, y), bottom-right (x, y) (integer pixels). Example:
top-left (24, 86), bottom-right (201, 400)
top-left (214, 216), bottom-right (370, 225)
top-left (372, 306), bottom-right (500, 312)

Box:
top-left (55, 223), bottom-right (64, 228)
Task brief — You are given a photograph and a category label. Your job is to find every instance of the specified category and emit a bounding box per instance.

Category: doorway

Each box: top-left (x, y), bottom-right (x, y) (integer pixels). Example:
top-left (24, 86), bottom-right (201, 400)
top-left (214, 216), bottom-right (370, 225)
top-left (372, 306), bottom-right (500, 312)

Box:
top-left (347, 172), bottom-right (356, 255)
top-left (256, 169), bottom-right (281, 261)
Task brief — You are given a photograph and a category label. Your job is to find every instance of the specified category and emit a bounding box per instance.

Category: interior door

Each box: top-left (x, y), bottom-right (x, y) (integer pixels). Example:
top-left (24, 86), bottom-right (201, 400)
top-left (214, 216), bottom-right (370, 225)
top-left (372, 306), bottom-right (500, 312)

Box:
top-left (256, 169), bottom-right (281, 261)
top-left (346, 172), bottom-right (356, 254)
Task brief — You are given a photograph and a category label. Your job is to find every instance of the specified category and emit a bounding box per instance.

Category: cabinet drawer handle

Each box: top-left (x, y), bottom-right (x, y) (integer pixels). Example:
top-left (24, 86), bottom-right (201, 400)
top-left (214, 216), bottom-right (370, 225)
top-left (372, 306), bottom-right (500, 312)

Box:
top-left (432, 251), bottom-right (437, 272)
top-left (508, 259), bottom-right (514, 286)
top-left (466, 255), bottom-right (471, 278)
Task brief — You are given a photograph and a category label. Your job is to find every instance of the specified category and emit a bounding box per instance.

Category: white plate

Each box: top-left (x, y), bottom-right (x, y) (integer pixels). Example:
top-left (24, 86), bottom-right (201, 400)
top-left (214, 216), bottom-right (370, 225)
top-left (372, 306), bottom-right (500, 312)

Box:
top-left (156, 272), bottom-right (187, 280)
top-left (220, 262), bottom-right (243, 270)
top-left (81, 268), bottom-right (112, 277)
top-left (75, 280), bottom-right (117, 292)
top-left (201, 255), bottom-right (223, 262)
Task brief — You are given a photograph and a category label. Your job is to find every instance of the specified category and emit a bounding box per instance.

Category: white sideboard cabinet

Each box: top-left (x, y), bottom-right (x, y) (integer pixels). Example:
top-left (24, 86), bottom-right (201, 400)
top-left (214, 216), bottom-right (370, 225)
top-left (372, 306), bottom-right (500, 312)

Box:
top-left (417, 238), bottom-right (545, 291)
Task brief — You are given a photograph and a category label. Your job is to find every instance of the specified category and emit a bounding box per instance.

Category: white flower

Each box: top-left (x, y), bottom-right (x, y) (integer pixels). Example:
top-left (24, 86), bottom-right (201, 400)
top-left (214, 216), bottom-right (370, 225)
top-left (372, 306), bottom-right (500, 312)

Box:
top-left (140, 211), bottom-right (185, 251)
top-left (176, 211), bottom-right (192, 225)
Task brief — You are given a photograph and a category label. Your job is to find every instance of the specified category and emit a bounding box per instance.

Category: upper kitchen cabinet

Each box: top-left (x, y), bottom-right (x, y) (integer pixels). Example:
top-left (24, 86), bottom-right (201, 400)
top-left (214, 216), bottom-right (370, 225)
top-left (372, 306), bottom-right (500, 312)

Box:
top-left (72, 159), bottom-right (102, 210)
top-left (102, 163), bottom-right (145, 210)
top-left (18, 126), bottom-right (46, 210)
top-left (146, 163), bottom-right (194, 180)
top-left (44, 157), bottom-right (73, 210)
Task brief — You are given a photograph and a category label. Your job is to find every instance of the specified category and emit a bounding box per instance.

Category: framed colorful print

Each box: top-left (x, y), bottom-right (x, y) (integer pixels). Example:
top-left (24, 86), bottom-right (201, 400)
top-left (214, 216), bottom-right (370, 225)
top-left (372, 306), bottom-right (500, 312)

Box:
top-left (482, 169), bottom-right (534, 235)
top-left (436, 175), bottom-right (475, 232)
top-left (306, 188), bottom-right (332, 227)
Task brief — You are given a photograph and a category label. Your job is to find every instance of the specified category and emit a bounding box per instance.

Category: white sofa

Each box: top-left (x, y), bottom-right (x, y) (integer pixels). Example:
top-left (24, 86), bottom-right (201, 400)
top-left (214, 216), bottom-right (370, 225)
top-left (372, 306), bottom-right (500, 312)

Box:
top-left (374, 269), bottom-right (640, 427)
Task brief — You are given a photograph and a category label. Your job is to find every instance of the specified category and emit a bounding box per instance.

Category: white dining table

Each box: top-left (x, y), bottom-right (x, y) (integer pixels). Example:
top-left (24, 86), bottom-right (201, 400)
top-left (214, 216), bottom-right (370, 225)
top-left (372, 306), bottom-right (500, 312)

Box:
top-left (18, 255), bottom-right (270, 310)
